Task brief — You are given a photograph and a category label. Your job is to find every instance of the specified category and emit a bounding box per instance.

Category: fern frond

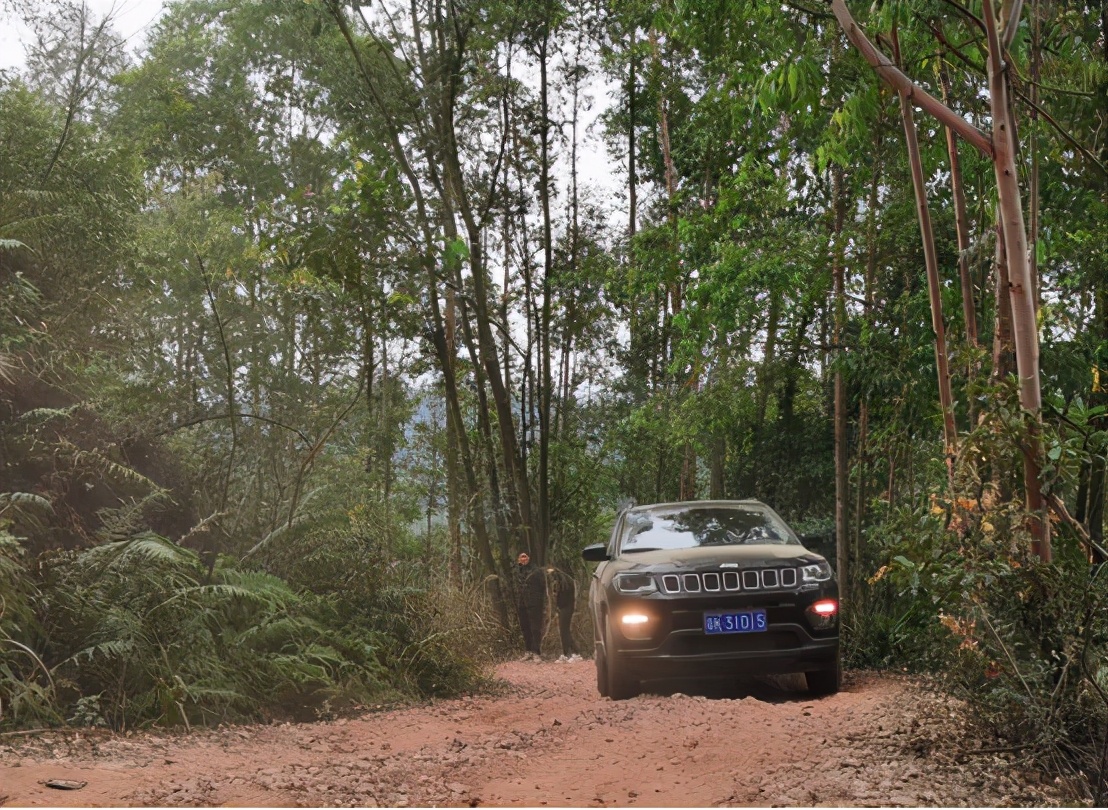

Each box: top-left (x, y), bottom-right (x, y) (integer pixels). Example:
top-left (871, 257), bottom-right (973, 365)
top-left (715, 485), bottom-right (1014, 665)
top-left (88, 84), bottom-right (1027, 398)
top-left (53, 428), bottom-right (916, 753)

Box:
top-left (0, 238), bottom-right (29, 251)
top-left (84, 533), bottom-right (199, 572)
top-left (0, 354), bottom-right (14, 384)
top-left (240, 520), bottom-right (296, 561)
top-left (63, 638), bottom-right (135, 665)
top-left (156, 583), bottom-right (272, 612)
top-left (214, 567), bottom-right (298, 597)
top-left (63, 443), bottom-right (164, 494)
top-left (264, 653), bottom-right (328, 683)
top-left (95, 493), bottom-right (172, 543)
top-left (234, 615), bottom-right (321, 649)
top-left (176, 684), bottom-right (246, 704)
top-left (176, 512), bottom-right (225, 546)
top-left (0, 492), bottom-right (53, 513)
top-left (0, 492), bottom-right (55, 528)
top-left (15, 406), bottom-right (79, 425)
top-left (0, 638), bottom-right (54, 691)
top-left (0, 552), bottom-right (25, 583)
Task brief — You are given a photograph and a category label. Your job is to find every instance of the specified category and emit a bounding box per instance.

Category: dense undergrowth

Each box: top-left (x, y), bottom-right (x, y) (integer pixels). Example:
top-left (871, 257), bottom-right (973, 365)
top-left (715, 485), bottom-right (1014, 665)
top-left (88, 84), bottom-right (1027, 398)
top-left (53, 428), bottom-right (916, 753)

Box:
top-left (846, 399), bottom-right (1108, 804)
top-left (0, 503), bottom-right (506, 731)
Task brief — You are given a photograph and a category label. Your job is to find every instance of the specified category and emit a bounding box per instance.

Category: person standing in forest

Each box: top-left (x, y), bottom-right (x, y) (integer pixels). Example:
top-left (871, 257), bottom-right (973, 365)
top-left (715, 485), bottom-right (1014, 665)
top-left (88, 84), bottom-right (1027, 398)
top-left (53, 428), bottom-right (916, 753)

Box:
top-left (549, 567), bottom-right (578, 659)
top-left (514, 552), bottom-right (546, 659)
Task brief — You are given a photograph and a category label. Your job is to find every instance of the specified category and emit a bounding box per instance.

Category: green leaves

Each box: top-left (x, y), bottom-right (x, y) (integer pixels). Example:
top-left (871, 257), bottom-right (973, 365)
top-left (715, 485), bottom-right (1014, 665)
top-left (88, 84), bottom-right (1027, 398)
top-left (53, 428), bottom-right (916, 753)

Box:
top-left (442, 237), bottom-right (470, 270)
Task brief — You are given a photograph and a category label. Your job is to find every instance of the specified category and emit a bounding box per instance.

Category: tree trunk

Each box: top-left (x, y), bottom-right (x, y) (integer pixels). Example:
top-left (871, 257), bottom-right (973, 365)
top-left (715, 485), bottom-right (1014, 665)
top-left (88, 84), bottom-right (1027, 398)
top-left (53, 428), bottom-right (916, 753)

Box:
top-left (537, 25), bottom-right (553, 564)
top-left (710, 434), bottom-right (726, 499)
top-left (427, 283), bottom-right (499, 584)
top-left (444, 291), bottom-right (463, 585)
top-left (991, 217), bottom-right (1015, 383)
top-left (456, 286), bottom-right (516, 568)
top-left (854, 136), bottom-right (881, 601)
top-left (628, 31), bottom-right (637, 238)
top-left (894, 51), bottom-right (958, 488)
top-left (1089, 285), bottom-right (1108, 558)
top-left (442, 120), bottom-right (536, 566)
top-left (982, 0), bottom-right (1049, 560)
top-left (559, 19), bottom-right (586, 441)
top-left (1028, 0), bottom-right (1041, 316)
top-left (651, 28), bottom-right (695, 501)
top-left (939, 63), bottom-right (979, 358)
top-left (831, 167), bottom-right (850, 594)
top-left (755, 296), bottom-right (780, 431)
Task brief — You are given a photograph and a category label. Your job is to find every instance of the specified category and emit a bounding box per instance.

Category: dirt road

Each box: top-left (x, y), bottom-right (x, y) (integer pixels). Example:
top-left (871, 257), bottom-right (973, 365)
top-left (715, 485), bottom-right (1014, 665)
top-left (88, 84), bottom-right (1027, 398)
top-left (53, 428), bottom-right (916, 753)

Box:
top-left (0, 660), bottom-right (1074, 807)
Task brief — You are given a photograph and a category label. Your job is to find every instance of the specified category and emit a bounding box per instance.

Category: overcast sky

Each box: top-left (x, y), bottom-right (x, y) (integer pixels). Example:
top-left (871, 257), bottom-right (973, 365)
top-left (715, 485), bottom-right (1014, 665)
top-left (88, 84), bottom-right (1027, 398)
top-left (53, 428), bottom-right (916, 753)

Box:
top-left (1, 0), bottom-right (168, 70)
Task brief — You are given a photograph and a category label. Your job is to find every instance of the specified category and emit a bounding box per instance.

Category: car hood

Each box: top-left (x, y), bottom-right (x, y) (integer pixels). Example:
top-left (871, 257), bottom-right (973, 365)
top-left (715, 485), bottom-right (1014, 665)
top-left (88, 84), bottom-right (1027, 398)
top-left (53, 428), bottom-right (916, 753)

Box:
top-left (613, 544), bottom-right (820, 570)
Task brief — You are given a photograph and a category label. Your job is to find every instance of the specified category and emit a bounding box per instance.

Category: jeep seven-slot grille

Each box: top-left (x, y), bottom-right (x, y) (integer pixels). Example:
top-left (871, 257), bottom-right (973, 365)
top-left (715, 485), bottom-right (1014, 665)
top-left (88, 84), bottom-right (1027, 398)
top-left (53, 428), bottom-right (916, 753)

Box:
top-left (659, 568), bottom-right (797, 594)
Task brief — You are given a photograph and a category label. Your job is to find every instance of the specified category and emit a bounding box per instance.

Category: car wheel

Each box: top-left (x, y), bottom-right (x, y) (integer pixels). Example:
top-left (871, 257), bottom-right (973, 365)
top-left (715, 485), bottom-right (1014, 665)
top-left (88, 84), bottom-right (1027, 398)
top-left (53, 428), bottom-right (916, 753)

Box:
top-left (595, 644), bottom-right (610, 697)
top-left (806, 657), bottom-right (842, 696)
top-left (604, 615), bottom-right (639, 700)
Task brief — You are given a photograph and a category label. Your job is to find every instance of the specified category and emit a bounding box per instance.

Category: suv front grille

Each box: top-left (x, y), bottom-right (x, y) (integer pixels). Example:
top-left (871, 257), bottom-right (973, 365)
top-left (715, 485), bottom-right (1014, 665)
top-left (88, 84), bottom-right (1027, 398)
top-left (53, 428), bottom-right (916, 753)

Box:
top-left (660, 568), bottom-right (797, 594)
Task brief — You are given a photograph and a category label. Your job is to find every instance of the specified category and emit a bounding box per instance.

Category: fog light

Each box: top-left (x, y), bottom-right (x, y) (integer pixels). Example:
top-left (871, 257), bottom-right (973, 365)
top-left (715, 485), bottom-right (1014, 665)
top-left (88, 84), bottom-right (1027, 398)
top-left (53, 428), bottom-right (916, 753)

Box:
top-left (805, 599), bottom-right (838, 630)
top-left (619, 611), bottom-right (653, 640)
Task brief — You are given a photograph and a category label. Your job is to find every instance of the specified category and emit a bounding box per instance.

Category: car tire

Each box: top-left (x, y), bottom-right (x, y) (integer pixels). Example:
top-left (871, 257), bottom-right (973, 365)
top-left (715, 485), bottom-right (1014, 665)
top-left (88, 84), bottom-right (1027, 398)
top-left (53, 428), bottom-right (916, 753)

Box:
top-left (595, 644), bottom-right (610, 697)
top-left (806, 657), bottom-right (842, 696)
top-left (603, 615), bottom-right (639, 700)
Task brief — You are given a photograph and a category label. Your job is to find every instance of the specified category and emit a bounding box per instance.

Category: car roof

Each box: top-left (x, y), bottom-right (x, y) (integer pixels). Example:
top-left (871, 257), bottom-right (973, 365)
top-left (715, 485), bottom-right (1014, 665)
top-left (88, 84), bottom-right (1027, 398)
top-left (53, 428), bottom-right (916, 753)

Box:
top-left (626, 499), bottom-right (771, 514)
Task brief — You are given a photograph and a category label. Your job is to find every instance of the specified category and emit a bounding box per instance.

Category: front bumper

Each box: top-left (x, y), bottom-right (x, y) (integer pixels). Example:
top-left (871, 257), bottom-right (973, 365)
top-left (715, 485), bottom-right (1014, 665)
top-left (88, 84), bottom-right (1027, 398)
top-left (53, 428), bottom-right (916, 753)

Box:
top-left (605, 588), bottom-right (839, 680)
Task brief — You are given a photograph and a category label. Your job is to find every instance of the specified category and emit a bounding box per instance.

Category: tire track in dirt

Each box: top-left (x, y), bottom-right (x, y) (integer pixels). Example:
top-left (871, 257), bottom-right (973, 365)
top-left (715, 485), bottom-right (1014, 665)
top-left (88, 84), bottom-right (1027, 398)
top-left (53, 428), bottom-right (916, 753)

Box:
top-left (0, 660), bottom-right (1075, 807)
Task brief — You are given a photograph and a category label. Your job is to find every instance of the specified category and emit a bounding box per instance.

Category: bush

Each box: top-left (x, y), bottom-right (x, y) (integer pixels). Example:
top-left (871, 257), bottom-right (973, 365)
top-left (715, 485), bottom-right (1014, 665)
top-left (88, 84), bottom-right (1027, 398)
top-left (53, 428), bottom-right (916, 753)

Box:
top-left (852, 495), bottom-right (1108, 802)
top-left (32, 535), bottom-right (398, 729)
top-left (252, 518), bottom-right (503, 700)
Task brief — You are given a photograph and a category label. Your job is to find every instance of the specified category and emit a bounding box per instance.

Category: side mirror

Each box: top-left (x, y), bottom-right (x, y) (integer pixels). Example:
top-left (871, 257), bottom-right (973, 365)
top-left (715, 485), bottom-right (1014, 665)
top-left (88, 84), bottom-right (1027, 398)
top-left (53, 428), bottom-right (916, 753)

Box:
top-left (581, 543), bottom-right (610, 562)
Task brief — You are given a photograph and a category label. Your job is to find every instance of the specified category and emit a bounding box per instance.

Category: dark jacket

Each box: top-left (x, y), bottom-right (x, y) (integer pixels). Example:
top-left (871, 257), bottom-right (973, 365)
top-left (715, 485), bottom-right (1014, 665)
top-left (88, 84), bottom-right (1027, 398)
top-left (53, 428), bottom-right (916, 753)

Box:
top-left (551, 570), bottom-right (576, 611)
top-left (515, 562), bottom-right (546, 607)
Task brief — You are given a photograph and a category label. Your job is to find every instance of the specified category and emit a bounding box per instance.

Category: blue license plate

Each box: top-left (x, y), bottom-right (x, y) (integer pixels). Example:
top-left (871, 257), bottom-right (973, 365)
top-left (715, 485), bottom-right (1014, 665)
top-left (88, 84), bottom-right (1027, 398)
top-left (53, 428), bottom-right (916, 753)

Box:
top-left (704, 610), bottom-right (768, 634)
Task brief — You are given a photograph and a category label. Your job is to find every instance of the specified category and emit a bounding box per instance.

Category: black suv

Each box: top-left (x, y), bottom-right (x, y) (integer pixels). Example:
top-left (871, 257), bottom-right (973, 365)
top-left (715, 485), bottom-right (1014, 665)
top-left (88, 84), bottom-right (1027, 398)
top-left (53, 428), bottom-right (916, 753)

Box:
top-left (582, 500), bottom-right (840, 699)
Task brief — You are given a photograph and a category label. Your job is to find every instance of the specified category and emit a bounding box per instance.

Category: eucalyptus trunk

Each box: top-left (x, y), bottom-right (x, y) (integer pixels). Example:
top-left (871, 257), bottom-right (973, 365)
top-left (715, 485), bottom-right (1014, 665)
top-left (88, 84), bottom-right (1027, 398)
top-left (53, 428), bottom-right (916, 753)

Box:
top-left (537, 22), bottom-right (553, 564)
top-left (651, 28), bottom-right (696, 501)
top-left (939, 64), bottom-right (979, 355)
top-left (896, 72), bottom-right (958, 488)
top-left (982, 0), bottom-right (1049, 560)
top-left (990, 217), bottom-right (1015, 384)
top-left (831, 167), bottom-right (849, 594)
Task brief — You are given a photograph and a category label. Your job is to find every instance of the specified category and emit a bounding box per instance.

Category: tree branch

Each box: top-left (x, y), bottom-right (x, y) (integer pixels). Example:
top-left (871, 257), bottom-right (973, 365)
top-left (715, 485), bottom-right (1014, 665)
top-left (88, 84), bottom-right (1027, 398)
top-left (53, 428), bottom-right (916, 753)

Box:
top-left (936, 0), bottom-right (985, 33)
top-left (1001, 0), bottom-right (1024, 51)
top-left (195, 251), bottom-right (237, 513)
top-left (1013, 87), bottom-right (1108, 178)
top-left (1044, 492), bottom-right (1108, 563)
top-left (827, 0), bottom-right (995, 158)
top-left (929, 14), bottom-right (1095, 179)
top-left (784, 1), bottom-right (834, 20)
top-left (152, 412), bottom-right (312, 446)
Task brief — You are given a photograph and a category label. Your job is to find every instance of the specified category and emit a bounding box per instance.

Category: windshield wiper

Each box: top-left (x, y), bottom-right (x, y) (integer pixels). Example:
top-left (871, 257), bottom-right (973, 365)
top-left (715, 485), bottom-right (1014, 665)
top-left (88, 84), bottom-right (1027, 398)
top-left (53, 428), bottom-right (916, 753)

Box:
top-left (622, 547), bottom-right (663, 553)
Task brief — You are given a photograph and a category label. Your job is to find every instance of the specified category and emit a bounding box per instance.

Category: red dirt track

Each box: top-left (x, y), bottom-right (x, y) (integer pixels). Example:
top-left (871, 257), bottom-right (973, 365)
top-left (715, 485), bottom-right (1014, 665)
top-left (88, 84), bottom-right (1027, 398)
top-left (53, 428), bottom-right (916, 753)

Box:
top-left (0, 659), bottom-right (1073, 807)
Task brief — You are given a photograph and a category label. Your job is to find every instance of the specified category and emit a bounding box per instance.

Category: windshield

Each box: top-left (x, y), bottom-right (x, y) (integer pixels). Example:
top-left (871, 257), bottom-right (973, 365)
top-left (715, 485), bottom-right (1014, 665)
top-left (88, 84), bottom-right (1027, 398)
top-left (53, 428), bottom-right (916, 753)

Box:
top-left (619, 506), bottom-right (798, 552)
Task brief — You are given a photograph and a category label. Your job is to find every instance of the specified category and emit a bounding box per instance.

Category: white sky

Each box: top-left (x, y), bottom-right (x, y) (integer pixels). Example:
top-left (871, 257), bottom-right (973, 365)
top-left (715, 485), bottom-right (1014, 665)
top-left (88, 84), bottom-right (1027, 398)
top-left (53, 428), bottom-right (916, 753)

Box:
top-left (0, 0), bottom-right (168, 70)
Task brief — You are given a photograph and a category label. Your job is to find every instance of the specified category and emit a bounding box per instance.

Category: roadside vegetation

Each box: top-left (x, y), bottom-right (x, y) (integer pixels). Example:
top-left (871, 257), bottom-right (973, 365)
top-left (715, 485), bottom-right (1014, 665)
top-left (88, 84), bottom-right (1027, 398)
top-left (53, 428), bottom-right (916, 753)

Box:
top-left (1, 0), bottom-right (1106, 801)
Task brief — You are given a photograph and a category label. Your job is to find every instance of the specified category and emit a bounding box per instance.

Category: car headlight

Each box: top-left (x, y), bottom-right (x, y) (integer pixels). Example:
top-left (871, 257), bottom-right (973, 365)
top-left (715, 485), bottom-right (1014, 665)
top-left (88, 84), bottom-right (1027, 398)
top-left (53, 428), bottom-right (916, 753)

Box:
top-left (618, 610), bottom-right (655, 639)
top-left (614, 573), bottom-right (657, 594)
top-left (800, 561), bottom-right (833, 583)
